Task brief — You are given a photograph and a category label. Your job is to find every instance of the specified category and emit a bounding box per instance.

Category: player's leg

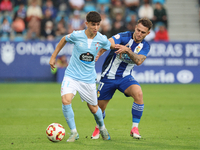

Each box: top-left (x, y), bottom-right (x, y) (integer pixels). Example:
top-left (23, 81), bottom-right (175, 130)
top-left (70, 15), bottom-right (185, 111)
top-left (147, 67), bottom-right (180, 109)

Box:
top-left (124, 84), bottom-right (143, 139)
top-left (61, 77), bottom-right (79, 142)
top-left (118, 75), bottom-right (143, 139)
top-left (91, 100), bottom-right (109, 139)
top-left (78, 80), bottom-right (111, 140)
top-left (91, 79), bottom-right (116, 139)
top-left (87, 104), bottom-right (111, 140)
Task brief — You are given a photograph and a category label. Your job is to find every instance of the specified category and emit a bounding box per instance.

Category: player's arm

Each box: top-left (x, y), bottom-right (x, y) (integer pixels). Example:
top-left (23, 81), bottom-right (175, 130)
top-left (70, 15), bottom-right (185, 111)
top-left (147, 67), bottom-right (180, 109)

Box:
top-left (95, 37), bottom-right (116, 62)
top-left (115, 44), bottom-right (146, 66)
top-left (95, 48), bottom-right (107, 62)
top-left (49, 36), bottom-right (67, 70)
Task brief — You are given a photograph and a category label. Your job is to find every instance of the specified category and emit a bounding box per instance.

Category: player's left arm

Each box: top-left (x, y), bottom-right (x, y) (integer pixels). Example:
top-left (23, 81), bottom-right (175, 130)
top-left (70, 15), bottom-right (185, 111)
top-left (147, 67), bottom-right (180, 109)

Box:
top-left (115, 44), bottom-right (146, 66)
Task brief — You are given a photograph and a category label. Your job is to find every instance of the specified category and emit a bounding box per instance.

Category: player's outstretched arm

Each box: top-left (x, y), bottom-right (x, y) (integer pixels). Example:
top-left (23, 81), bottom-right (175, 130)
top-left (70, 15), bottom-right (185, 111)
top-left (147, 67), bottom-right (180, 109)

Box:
top-left (49, 36), bottom-right (67, 70)
top-left (115, 44), bottom-right (146, 66)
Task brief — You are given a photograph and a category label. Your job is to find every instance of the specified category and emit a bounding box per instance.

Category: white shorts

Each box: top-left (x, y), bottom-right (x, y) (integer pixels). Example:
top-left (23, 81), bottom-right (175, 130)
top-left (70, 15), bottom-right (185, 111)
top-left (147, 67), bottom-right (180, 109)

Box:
top-left (61, 76), bottom-right (98, 105)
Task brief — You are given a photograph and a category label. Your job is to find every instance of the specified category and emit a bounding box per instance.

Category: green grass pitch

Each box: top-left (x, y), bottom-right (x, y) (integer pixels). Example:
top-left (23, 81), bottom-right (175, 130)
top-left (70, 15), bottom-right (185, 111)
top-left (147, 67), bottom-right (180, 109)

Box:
top-left (0, 83), bottom-right (200, 150)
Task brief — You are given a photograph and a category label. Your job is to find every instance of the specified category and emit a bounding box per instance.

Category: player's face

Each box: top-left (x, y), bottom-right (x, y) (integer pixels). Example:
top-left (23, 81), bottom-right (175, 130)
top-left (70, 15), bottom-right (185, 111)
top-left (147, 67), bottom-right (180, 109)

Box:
top-left (86, 22), bottom-right (100, 35)
top-left (133, 23), bottom-right (150, 43)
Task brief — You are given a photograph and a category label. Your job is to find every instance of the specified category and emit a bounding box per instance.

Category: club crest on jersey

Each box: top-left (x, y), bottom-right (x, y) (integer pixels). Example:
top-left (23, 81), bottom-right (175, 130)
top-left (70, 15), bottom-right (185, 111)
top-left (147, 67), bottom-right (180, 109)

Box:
top-left (95, 42), bottom-right (99, 50)
top-left (80, 52), bottom-right (94, 64)
top-left (134, 43), bottom-right (143, 54)
top-left (97, 91), bottom-right (100, 98)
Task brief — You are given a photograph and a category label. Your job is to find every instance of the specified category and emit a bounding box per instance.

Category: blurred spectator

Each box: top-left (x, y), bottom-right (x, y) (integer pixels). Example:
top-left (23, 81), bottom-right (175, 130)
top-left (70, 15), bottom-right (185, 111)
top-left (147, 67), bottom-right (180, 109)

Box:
top-left (138, 0), bottom-right (153, 20)
top-left (99, 13), bottom-right (111, 38)
top-left (67, 10), bottom-right (85, 33)
top-left (26, 0), bottom-right (43, 40)
top-left (28, 0), bottom-right (42, 6)
top-left (55, 19), bottom-right (67, 38)
top-left (110, 13), bottom-right (126, 35)
top-left (41, 20), bottom-right (55, 41)
top-left (13, 3), bottom-right (27, 23)
top-left (69, 0), bottom-right (85, 11)
top-left (124, 0), bottom-right (140, 13)
top-left (42, 0), bottom-right (57, 19)
top-left (154, 24), bottom-right (169, 42)
top-left (153, 2), bottom-right (168, 29)
top-left (26, 0), bottom-right (43, 21)
top-left (144, 29), bottom-right (155, 41)
top-left (41, 9), bottom-right (54, 35)
top-left (12, 16), bottom-right (25, 34)
top-left (97, 4), bottom-right (110, 15)
top-left (0, 0), bottom-right (12, 12)
top-left (0, 17), bottom-right (11, 36)
top-left (126, 13), bottom-right (137, 32)
top-left (109, 0), bottom-right (126, 19)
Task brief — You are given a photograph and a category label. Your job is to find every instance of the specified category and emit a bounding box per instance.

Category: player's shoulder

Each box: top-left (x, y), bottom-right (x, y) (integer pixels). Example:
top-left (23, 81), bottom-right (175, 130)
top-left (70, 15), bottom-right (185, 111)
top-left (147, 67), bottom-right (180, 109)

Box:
top-left (70, 30), bottom-right (85, 38)
top-left (113, 31), bottom-right (133, 41)
top-left (141, 39), bottom-right (150, 49)
top-left (97, 32), bottom-right (108, 42)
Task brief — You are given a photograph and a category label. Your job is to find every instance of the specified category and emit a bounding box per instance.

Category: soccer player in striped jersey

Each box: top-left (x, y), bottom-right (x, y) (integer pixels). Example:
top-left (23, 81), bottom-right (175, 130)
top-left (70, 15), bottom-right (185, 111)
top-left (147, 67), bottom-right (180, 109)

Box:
top-left (49, 11), bottom-right (111, 142)
top-left (91, 17), bottom-right (153, 139)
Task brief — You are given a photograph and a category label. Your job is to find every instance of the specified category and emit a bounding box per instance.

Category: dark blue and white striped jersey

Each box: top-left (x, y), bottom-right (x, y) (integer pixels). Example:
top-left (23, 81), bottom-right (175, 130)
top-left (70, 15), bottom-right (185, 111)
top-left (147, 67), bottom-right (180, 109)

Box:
top-left (101, 31), bottom-right (150, 79)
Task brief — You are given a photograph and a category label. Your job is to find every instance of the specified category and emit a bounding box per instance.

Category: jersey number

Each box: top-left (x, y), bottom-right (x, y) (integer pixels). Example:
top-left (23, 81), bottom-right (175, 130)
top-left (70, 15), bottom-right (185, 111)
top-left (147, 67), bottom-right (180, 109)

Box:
top-left (98, 82), bottom-right (104, 91)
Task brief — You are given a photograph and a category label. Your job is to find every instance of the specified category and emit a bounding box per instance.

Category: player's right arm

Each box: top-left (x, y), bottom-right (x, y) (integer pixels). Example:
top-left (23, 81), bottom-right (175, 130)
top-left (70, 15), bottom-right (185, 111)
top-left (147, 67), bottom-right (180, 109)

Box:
top-left (49, 36), bottom-right (67, 70)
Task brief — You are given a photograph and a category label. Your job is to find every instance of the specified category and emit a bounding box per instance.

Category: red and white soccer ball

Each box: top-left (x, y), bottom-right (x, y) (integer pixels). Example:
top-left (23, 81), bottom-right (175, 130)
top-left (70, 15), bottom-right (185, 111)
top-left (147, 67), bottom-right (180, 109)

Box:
top-left (46, 123), bottom-right (65, 142)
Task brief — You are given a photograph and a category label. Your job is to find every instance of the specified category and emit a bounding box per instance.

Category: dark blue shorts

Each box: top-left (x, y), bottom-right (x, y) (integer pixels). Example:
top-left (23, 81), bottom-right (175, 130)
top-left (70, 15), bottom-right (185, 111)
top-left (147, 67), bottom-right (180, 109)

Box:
top-left (97, 75), bottom-right (140, 100)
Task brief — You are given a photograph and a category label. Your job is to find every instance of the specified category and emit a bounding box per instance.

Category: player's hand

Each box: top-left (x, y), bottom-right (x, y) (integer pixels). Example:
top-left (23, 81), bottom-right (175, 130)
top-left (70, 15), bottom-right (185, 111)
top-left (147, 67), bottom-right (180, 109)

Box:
top-left (49, 57), bottom-right (56, 71)
top-left (115, 44), bottom-right (129, 54)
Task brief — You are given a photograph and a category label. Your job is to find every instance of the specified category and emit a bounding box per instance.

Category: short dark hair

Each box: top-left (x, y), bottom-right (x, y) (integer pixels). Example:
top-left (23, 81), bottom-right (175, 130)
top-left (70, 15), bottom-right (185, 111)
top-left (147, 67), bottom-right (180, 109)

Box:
top-left (86, 11), bottom-right (101, 23)
top-left (137, 17), bottom-right (153, 30)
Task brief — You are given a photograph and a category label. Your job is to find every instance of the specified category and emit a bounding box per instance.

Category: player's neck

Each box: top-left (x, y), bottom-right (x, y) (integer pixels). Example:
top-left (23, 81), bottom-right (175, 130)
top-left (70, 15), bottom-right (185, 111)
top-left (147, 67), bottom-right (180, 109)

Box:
top-left (85, 30), bottom-right (97, 39)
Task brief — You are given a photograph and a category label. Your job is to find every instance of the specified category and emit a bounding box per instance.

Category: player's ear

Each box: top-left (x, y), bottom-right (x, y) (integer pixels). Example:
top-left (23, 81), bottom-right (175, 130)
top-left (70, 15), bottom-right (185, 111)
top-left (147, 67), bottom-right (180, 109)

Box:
top-left (85, 21), bottom-right (88, 27)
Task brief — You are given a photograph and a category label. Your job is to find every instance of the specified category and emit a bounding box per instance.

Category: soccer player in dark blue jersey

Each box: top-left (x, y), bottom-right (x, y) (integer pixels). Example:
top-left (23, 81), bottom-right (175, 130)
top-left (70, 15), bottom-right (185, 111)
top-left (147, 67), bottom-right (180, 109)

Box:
top-left (91, 17), bottom-right (153, 139)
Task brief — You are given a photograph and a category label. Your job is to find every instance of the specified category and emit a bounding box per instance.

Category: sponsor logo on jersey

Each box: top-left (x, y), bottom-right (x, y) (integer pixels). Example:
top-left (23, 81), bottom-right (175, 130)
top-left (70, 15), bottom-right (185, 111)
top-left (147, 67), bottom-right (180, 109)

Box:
top-left (80, 52), bottom-right (94, 63)
top-left (114, 34), bottom-right (120, 39)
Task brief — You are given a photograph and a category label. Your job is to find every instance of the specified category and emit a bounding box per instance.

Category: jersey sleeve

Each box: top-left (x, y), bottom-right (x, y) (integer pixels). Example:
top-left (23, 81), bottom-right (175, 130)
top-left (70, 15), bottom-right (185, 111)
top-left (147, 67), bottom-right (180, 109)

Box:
top-left (101, 35), bottom-right (111, 50)
top-left (138, 42), bottom-right (150, 56)
top-left (111, 31), bottom-right (130, 45)
top-left (65, 31), bottom-right (76, 44)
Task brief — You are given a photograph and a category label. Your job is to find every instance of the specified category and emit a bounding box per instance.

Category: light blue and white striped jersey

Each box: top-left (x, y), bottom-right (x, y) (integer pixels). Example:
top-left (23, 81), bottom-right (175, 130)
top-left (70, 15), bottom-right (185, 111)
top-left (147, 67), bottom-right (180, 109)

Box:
top-left (101, 31), bottom-right (150, 79)
top-left (64, 30), bottom-right (111, 83)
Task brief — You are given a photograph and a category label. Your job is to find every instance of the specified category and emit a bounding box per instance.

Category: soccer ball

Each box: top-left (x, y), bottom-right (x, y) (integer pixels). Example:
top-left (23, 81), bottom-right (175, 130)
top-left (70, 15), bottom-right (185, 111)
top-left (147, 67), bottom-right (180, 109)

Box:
top-left (46, 123), bottom-right (65, 142)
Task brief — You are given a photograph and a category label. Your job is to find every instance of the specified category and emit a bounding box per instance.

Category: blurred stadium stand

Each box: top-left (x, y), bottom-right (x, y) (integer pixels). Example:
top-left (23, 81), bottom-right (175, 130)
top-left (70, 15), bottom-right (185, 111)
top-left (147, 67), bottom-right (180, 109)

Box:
top-left (165, 0), bottom-right (200, 41)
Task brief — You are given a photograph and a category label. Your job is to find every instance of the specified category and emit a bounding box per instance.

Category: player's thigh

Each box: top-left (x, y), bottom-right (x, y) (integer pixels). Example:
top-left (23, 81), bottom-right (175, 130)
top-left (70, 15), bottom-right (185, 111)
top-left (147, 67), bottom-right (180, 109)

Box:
top-left (118, 75), bottom-right (142, 100)
top-left (124, 84), bottom-right (143, 98)
top-left (61, 76), bottom-right (77, 104)
top-left (97, 79), bottom-right (117, 100)
top-left (78, 81), bottom-right (98, 106)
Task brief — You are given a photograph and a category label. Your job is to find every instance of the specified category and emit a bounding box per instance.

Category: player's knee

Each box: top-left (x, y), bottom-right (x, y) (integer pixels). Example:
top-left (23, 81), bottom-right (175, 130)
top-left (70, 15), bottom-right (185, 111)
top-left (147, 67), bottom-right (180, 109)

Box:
top-left (89, 105), bottom-right (98, 114)
top-left (133, 91), bottom-right (143, 103)
top-left (62, 97), bottom-right (71, 105)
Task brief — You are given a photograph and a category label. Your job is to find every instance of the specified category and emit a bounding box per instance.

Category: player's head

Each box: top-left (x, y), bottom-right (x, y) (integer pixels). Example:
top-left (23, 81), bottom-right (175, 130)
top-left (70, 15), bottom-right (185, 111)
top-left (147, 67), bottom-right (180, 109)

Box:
top-left (86, 11), bottom-right (101, 23)
top-left (133, 17), bottom-right (153, 43)
top-left (85, 11), bottom-right (101, 35)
